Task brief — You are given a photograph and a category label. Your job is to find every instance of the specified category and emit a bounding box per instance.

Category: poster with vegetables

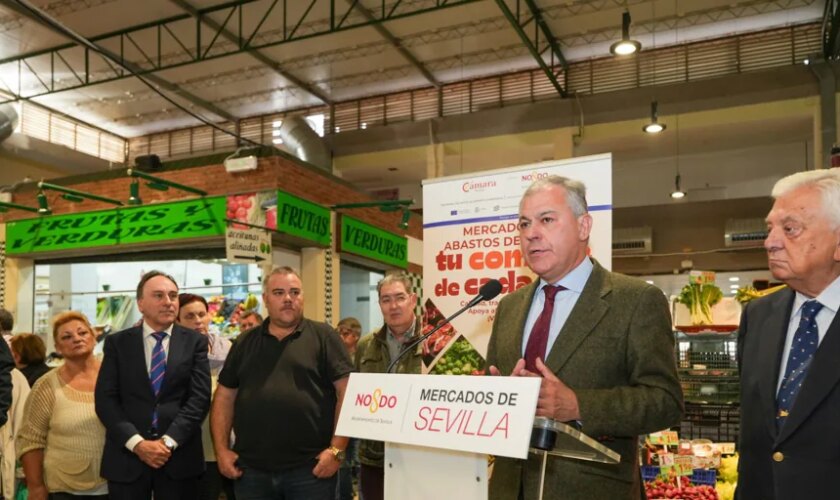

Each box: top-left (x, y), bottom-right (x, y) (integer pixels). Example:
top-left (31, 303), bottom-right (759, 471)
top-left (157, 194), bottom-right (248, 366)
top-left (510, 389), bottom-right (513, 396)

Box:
top-left (422, 155), bottom-right (613, 375)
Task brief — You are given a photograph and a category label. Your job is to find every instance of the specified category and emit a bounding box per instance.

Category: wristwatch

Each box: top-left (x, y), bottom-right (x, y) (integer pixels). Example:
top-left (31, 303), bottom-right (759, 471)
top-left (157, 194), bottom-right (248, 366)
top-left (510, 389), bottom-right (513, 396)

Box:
top-left (163, 436), bottom-right (176, 451)
top-left (327, 446), bottom-right (346, 463)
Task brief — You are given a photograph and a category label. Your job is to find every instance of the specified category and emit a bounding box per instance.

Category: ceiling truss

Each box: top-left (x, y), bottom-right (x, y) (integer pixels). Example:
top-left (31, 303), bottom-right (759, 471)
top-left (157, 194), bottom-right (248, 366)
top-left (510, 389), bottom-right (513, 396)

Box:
top-left (0, 0), bottom-right (479, 105)
top-left (493, 0), bottom-right (568, 97)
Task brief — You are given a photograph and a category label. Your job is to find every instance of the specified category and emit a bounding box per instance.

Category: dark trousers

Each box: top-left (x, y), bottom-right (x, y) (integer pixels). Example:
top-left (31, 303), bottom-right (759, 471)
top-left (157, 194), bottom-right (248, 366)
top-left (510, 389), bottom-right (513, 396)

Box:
top-left (359, 464), bottom-right (383, 500)
top-left (234, 462), bottom-right (336, 500)
top-left (200, 461), bottom-right (237, 500)
top-left (107, 467), bottom-right (200, 500)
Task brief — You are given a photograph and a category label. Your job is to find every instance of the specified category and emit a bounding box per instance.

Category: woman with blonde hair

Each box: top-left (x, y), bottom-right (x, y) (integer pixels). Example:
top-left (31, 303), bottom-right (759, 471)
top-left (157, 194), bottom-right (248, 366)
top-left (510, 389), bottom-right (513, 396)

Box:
top-left (17, 311), bottom-right (107, 499)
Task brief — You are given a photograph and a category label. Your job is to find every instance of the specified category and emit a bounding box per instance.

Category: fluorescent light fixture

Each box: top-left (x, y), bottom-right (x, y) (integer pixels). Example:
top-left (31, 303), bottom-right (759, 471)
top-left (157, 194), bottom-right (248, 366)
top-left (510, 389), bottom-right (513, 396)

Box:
top-left (729, 277), bottom-right (740, 282)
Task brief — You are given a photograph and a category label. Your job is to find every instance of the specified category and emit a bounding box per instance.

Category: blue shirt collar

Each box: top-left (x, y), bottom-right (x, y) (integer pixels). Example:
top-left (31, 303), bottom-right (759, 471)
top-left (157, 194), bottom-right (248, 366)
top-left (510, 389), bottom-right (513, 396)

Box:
top-left (537, 257), bottom-right (593, 294)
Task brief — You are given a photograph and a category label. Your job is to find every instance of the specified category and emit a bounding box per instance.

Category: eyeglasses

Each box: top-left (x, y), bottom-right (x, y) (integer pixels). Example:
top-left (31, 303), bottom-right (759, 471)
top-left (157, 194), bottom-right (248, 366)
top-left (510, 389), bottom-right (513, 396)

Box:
top-left (379, 294), bottom-right (410, 306)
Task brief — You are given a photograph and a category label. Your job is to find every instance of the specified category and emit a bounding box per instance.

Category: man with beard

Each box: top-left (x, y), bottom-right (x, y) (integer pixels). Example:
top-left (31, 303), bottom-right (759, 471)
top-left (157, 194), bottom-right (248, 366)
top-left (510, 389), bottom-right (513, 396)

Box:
top-left (353, 274), bottom-right (422, 500)
top-left (211, 266), bottom-right (353, 500)
top-left (95, 271), bottom-right (211, 499)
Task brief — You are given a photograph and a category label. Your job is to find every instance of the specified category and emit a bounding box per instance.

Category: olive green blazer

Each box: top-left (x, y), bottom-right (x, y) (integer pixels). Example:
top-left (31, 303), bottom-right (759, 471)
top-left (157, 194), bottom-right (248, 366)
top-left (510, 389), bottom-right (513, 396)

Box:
top-left (486, 261), bottom-right (683, 500)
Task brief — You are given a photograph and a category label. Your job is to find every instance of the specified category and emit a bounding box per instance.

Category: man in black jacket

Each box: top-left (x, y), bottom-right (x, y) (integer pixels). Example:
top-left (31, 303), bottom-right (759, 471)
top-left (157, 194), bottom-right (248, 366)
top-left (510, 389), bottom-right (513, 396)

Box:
top-left (738, 169), bottom-right (840, 499)
top-left (95, 270), bottom-right (211, 499)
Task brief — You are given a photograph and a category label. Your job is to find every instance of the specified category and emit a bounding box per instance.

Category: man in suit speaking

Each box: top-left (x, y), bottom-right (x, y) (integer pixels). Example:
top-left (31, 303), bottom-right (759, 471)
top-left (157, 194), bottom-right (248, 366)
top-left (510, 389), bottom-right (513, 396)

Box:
top-left (737, 169), bottom-right (840, 499)
top-left (95, 270), bottom-right (211, 499)
top-left (487, 176), bottom-right (683, 500)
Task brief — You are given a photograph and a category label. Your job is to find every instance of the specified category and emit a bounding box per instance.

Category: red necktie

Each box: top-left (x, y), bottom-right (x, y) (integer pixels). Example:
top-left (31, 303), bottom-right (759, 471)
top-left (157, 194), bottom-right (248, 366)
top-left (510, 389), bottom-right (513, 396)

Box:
top-left (524, 285), bottom-right (564, 372)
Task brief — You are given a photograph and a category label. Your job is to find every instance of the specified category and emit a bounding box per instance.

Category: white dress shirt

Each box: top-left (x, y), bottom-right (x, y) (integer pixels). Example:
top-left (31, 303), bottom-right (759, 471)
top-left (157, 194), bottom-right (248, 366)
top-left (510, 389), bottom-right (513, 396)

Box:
top-left (521, 257), bottom-right (594, 358)
top-left (125, 322), bottom-right (177, 452)
top-left (776, 274), bottom-right (840, 393)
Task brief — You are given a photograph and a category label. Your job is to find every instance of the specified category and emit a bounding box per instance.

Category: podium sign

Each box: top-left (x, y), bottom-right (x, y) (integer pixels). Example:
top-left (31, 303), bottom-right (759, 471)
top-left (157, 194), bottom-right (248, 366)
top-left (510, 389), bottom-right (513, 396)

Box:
top-left (337, 373), bottom-right (540, 459)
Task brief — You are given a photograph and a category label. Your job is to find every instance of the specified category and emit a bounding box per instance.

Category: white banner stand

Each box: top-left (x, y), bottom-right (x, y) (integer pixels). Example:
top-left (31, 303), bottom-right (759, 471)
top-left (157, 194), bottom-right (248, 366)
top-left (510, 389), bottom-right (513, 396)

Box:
top-left (384, 443), bottom-right (487, 500)
top-left (337, 373), bottom-right (541, 500)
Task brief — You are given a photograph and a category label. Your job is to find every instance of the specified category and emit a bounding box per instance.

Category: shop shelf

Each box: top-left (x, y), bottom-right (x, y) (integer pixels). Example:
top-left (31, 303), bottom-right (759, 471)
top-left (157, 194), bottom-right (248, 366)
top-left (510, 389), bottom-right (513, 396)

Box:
top-left (676, 403), bottom-right (740, 444)
top-left (679, 376), bottom-right (739, 405)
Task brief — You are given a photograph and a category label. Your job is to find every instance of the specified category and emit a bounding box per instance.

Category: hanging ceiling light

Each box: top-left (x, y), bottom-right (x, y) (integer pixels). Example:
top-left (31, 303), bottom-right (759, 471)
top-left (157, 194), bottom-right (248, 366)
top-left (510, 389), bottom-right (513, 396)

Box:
top-left (610, 11), bottom-right (641, 56)
top-left (671, 174), bottom-right (686, 199)
top-left (643, 101), bottom-right (666, 134)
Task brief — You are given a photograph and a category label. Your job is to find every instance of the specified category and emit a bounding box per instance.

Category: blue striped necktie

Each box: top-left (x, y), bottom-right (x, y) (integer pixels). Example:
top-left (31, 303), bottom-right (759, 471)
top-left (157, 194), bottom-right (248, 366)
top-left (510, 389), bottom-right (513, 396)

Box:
top-left (150, 331), bottom-right (167, 429)
top-left (776, 300), bottom-right (823, 429)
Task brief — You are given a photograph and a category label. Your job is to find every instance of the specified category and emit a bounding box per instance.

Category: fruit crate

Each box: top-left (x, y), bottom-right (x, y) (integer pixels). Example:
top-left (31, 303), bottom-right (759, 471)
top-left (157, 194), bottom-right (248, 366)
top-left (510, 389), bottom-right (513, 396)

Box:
top-left (676, 403), bottom-right (740, 444)
top-left (641, 466), bottom-right (717, 486)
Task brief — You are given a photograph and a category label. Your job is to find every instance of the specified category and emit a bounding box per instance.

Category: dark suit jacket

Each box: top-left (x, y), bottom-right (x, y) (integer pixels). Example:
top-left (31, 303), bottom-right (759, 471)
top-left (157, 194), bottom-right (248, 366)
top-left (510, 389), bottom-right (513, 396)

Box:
top-left (737, 287), bottom-right (840, 500)
top-left (95, 324), bottom-right (211, 482)
top-left (0, 340), bottom-right (13, 428)
top-left (486, 261), bottom-right (683, 500)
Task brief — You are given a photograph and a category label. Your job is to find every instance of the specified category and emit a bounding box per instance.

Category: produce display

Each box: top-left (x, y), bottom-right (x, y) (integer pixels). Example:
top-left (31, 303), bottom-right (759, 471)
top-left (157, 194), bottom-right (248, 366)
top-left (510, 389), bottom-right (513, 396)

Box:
top-left (207, 293), bottom-right (260, 336)
top-left (734, 284), bottom-right (786, 304)
top-left (645, 476), bottom-right (718, 500)
top-left (644, 430), bottom-right (737, 500)
top-left (677, 282), bottom-right (723, 325)
top-left (715, 454), bottom-right (738, 500)
top-left (430, 335), bottom-right (485, 376)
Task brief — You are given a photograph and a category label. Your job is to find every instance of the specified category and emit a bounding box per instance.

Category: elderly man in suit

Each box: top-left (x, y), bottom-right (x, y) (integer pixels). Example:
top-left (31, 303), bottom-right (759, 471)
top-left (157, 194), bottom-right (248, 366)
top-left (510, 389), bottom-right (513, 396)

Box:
top-left (487, 175), bottom-right (683, 500)
top-left (95, 270), bottom-right (211, 499)
top-left (736, 169), bottom-right (840, 499)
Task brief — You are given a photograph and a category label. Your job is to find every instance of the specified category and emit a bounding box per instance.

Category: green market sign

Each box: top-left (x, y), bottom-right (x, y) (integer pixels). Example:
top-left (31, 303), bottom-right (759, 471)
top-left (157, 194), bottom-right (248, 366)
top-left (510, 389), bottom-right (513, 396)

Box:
top-left (6, 197), bottom-right (227, 255)
top-left (339, 215), bottom-right (407, 268)
top-left (275, 190), bottom-right (331, 246)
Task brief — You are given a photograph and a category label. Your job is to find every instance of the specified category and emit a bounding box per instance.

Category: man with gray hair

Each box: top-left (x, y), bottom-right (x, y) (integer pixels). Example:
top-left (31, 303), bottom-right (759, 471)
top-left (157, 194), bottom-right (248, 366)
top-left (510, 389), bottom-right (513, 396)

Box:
top-left (486, 175), bottom-right (683, 499)
top-left (211, 266), bottom-right (353, 500)
top-left (737, 169), bottom-right (840, 499)
top-left (353, 273), bottom-right (422, 500)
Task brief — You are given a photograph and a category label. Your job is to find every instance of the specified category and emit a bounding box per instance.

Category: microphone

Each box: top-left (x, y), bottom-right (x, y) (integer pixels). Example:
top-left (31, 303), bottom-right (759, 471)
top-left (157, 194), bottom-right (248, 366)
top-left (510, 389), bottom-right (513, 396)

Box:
top-left (387, 279), bottom-right (503, 373)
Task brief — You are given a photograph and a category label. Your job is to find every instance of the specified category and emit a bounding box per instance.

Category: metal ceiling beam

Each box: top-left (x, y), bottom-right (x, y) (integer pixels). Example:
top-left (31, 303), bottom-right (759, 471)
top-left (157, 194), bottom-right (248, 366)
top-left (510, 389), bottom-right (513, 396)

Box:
top-left (493, 0), bottom-right (568, 97)
top-left (168, 0), bottom-right (332, 105)
top-left (346, 0), bottom-right (440, 87)
top-left (0, 0), bottom-right (237, 122)
top-left (0, 0), bottom-right (479, 104)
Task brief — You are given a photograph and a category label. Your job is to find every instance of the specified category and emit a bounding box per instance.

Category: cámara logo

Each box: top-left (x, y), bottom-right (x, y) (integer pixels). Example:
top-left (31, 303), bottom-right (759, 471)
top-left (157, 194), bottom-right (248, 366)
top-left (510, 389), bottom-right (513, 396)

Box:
top-left (461, 180), bottom-right (497, 193)
top-left (355, 389), bottom-right (398, 414)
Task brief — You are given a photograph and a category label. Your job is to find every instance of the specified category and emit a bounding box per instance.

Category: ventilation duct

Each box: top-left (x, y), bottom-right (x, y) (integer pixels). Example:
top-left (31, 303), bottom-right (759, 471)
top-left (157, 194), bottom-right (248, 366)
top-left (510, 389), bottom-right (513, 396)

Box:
top-left (613, 226), bottom-right (653, 254)
top-left (724, 218), bottom-right (768, 247)
top-left (276, 115), bottom-right (331, 172)
top-left (0, 104), bottom-right (19, 142)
